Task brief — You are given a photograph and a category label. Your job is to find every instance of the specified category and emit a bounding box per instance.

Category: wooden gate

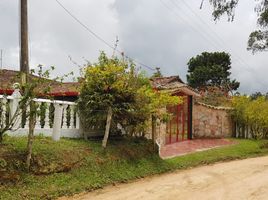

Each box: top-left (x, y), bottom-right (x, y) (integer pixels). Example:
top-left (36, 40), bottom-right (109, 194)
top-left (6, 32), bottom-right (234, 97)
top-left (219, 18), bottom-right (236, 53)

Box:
top-left (165, 95), bottom-right (192, 145)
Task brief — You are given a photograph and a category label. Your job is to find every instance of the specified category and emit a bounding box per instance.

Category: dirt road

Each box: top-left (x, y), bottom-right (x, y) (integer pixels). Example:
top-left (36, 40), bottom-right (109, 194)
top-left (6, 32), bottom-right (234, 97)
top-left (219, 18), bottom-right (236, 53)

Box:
top-left (63, 156), bottom-right (268, 200)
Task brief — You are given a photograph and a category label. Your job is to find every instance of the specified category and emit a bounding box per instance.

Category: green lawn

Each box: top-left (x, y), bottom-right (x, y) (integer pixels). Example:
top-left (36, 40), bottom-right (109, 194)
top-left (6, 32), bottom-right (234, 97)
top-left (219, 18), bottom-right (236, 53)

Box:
top-left (1, 136), bottom-right (268, 200)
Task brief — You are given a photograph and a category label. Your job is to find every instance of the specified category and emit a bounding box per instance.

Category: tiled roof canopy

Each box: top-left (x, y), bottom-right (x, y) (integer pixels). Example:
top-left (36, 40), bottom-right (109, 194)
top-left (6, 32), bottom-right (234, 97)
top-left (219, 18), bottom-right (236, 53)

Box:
top-left (150, 76), bottom-right (200, 97)
top-left (0, 69), bottom-right (80, 96)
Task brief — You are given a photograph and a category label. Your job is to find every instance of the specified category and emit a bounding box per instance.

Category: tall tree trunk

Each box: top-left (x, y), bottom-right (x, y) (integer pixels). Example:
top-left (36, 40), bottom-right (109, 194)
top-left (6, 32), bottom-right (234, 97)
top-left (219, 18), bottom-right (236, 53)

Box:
top-left (26, 101), bottom-right (36, 171)
top-left (0, 133), bottom-right (3, 144)
top-left (152, 115), bottom-right (157, 150)
top-left (102, 107), bottom-right (113, 148)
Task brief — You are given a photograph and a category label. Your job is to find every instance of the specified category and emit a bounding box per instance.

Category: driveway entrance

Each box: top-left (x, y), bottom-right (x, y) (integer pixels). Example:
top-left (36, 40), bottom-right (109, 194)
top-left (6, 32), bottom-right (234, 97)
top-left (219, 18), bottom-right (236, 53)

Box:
top-left (160, 138), bottom-right (235, 158)
top-left (165, 95), bottom-right (192, 145)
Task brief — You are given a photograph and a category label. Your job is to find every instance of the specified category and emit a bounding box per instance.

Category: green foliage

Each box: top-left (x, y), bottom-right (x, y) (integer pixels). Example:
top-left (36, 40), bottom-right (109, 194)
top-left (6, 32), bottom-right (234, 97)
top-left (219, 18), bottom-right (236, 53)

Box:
top-left (206, 0), bottom-right (238, 21)
top-left (231, 96), bottom-right (268, 139)
top-left (78, 52), bottom-right (181, 136)
top-left (205, 0), bottom-right (268, 52)
top-left (250, 91), bottom-right (268, 100)
top-left (198, 87), bottom-right (231, 106)
top-left (186, 51), bottom-right (239, 92)
top-left (248, 30), bottom-right (268, 53)
top-left (151, 67), bottom-right (163, 78)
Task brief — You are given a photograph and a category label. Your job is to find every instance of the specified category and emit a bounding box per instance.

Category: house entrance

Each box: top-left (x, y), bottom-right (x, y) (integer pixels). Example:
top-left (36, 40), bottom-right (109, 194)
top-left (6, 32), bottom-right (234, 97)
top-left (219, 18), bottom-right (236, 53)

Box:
top-left (165, 96), bottom-right (192, 145)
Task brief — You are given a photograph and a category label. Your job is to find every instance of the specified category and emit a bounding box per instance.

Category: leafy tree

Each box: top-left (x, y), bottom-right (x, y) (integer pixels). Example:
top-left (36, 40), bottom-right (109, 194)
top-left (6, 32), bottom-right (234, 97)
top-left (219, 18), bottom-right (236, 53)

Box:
top-left (250, 91), bottom-right (268, 100)
top-left (186, 51), bottom-right (240, 92)
top-left (151, 67), bottom-right (163, 78)
top-left (204, 0), bottom-right (268, 52)
top-left (0, 66), bottom-right (70, 170)
top-left (250, 92), bottom-right (263, 100)
top-left (78, 52), bottom-right (181, 147)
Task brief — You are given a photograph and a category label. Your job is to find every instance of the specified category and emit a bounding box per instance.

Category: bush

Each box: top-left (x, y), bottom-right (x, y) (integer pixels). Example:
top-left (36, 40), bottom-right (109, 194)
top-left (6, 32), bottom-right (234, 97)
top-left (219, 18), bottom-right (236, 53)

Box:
top-left (231, 96), bottom-right (268, 139)
top-left (77, 52), bottom-right (181, 137)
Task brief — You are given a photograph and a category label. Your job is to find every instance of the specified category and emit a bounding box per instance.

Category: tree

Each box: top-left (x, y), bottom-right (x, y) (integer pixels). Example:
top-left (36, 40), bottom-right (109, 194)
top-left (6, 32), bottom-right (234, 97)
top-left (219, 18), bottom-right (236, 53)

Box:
top-left (186, 52), bottom-right (240, 92)
top-left (250, 91), bottom-right (268, 100)
top-left (250, 92), bottom-right (263, 100)
top-left (151, 67), bottom-right (163, 78)
top-left (0, 66), bottom-right (70, 170)
top-left (204, 0), bottom-right (268, 52)
top-left (78, 52), bottom-right (181, 148)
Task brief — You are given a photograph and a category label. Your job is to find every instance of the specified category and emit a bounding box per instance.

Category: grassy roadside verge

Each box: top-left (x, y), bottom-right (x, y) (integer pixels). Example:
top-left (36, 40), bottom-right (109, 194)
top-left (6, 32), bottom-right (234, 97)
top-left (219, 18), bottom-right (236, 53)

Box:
top-left (1, 136), bottom-right (268, 200)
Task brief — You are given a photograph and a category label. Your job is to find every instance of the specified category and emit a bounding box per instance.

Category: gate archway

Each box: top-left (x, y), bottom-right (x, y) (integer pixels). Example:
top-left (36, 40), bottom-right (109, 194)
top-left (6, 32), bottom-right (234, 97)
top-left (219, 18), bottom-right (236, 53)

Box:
top-left (165, 95), bottom-right (193, 145)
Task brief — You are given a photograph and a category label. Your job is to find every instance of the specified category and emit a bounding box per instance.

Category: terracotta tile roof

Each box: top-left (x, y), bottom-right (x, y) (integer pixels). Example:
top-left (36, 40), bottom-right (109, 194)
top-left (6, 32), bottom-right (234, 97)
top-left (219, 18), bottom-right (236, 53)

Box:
top-left (0, 69), bottom-right (80, 96)
top-left (151, 76), bottom-right (200, 97)
top-left (1, 70), bottom-right (199, 97)
top-left (151, 76), bottom-right (184, 89)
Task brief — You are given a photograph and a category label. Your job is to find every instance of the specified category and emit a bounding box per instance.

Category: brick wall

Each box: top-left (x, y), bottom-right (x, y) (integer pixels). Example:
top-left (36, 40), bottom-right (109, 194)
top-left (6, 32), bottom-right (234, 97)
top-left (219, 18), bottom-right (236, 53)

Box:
top-left (193, 102), bottom-right (233, 138)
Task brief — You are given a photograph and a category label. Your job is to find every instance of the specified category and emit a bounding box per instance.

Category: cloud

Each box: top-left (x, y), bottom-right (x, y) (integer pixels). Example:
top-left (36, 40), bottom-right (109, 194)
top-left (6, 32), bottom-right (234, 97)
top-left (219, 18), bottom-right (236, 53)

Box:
top-left (0, 0), bottom-right (267, 93)
top-left (0, 0), bottom-right (118, 77)
top-left (113, 0), bottom-right (268, 94)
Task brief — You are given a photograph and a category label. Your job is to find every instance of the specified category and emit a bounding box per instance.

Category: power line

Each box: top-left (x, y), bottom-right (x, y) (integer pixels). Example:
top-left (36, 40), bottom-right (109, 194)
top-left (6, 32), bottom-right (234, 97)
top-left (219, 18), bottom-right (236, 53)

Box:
top-left (159, 0), bottom-right (220, 50)
top-left (173, 0), bottom-right (225, 47)
top-left (54, 0), bottom-right (155, 71)
top-left (160, 0), bottom-right (268, 88)
top-left (175, 0), bottom-right (257, 74)
top-left (171, 0), bottom-right (268, 88)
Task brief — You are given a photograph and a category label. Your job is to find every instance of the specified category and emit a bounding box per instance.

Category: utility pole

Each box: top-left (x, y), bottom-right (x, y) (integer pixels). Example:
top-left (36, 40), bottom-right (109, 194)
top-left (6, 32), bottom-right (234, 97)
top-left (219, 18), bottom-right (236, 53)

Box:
top-left (20, 0), bottom-right (29, 74)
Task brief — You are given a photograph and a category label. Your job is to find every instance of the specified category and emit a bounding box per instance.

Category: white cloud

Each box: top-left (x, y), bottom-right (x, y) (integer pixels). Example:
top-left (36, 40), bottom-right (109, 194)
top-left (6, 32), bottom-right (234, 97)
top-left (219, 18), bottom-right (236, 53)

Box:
top-left (0, 0), bottom-right (267, 93)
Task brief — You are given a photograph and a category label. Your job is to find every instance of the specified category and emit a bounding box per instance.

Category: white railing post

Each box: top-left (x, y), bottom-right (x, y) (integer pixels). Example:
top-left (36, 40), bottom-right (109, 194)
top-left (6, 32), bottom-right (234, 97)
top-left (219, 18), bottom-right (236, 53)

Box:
top-left (36, 102), bottom-right (42, 129)
top-left (10, 87), bottom-right (22, 129)
top-left (62, 105), bottom-right (68, 129)
top-left (52, 103), bottom-right (63, 141)
top-left (24, 104), bottom-right (30, 129)
top-left (1, 98), bottom-right (7, 126)
top-left (44, 103), bottom-right (50, 129)
top-left (70, 105), bottom-right (75, 129)
top-left (2, 94), bottom-right (80, 138)
top-left (76, 111), bottom-right (80, 129)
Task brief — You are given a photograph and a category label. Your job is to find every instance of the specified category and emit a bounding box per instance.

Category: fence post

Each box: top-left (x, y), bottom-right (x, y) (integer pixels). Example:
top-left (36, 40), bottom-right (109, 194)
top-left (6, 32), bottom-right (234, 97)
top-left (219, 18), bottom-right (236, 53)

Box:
top-left (52, 103), bottom-right (63, 141)
top-left (76, 111), bottom-right (80, 129)
top-left (1, 98), bottom-right (7, 126)
top-left (10, 87), bottom-right (22, 129)
top-left (35, 101), bottom-right (42, 129)
top-left (70, 106), bottom-right (75, 129)
top-left (44, 103), bottom-right (50, 129)
top-left (62, 105), bottom-right (68, 129)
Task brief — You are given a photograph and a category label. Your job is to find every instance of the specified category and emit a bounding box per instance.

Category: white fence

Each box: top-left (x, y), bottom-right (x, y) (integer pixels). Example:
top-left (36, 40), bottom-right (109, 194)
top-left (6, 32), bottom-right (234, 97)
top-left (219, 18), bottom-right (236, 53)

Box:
top-left (0, 89), bottom-right (82, 140)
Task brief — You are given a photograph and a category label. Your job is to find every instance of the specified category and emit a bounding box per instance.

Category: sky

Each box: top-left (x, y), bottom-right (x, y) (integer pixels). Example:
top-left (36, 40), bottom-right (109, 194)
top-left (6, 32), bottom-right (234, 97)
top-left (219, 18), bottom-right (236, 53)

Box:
top-left (0, 0), bottom-right (267, 94)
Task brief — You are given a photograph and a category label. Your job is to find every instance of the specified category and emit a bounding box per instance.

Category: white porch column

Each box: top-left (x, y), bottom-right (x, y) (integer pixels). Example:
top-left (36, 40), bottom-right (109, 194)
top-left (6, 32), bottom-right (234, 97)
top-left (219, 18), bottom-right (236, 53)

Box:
top-left (52, 103), bottom-right (63, 141)
top-left (10, 86), bottom-right (22, 129)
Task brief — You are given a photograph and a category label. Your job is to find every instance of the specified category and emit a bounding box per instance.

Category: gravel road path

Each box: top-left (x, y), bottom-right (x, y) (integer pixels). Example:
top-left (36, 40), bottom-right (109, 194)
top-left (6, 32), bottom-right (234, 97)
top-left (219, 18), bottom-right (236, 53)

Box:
top-left (61, 156), bottom-right (268, 200)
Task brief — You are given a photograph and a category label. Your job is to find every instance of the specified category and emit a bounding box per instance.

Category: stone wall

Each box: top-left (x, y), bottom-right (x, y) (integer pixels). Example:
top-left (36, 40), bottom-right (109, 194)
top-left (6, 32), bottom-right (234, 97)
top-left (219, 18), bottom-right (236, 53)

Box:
top-left (193, 102), bottom-right (233, 138)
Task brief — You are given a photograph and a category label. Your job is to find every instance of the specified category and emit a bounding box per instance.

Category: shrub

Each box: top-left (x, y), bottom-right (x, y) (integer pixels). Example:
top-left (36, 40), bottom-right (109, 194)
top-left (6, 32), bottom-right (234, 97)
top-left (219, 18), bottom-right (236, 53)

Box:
top-left (77, 52), bottom-right (181, 137)
top-left (231, 95), bottom-right (268, 139)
